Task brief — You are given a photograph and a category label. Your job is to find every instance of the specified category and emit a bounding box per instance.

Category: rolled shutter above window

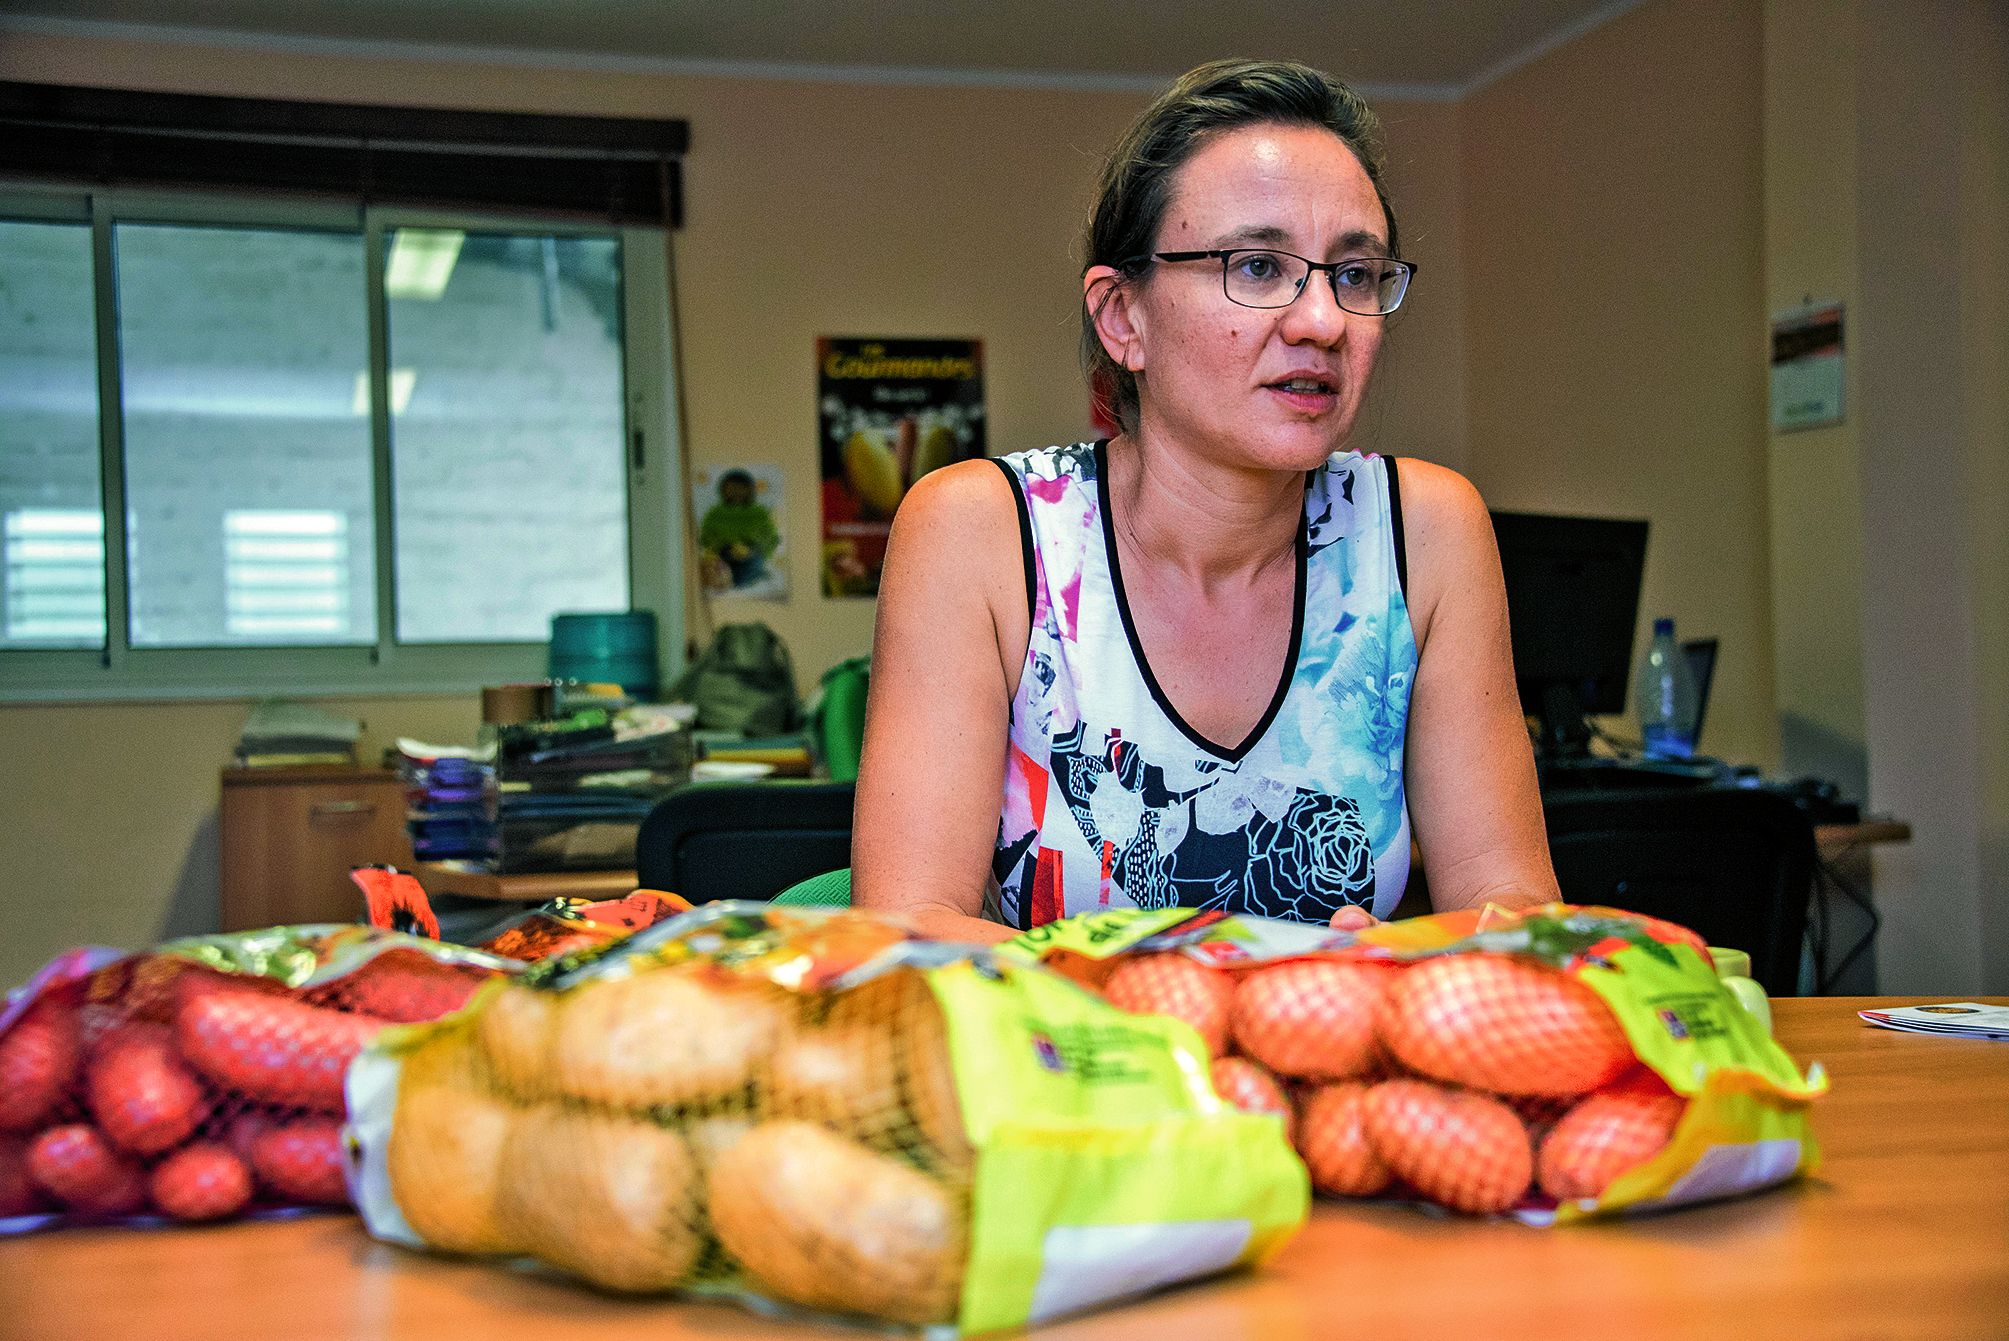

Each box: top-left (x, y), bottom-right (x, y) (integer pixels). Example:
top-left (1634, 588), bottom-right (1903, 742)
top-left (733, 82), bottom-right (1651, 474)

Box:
top-left (0, 80), bottom-right (687, 226)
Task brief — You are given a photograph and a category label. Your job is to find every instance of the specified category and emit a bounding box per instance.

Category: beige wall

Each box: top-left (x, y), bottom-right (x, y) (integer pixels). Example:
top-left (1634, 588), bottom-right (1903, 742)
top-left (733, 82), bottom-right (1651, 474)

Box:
top-left (1965, 3), bottom-right (2009, 995)
top-left (1458, 0), bottom-right (1778, 768)
top-left (0, 29), bottom-right (1467, 981)
top-left (1370, 99), bottom-right (1470, 475)
top-left (0, 695), bottom-right (478, 985)
top-left (1762, 0), bottom-right (1868, 798)
top-left (1852, 0), bottom-right (2009, 994)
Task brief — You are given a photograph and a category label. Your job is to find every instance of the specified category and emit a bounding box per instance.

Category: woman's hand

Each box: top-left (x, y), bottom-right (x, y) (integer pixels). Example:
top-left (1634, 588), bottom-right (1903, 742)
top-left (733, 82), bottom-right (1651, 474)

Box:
top-left (1330, 905), bottom-right (1378, 932)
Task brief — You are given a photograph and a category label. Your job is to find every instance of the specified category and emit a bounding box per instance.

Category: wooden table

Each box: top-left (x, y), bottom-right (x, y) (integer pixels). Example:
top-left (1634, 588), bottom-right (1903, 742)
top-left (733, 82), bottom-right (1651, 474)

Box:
top-left (2, 998), bottom-right (2003, 1340)
top-left (1814, 818), bottom-right (1912, 854)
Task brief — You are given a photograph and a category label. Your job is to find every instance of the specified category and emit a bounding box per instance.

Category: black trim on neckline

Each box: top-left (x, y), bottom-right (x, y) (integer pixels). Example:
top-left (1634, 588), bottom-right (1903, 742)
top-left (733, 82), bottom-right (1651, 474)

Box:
top-left (990, 456), bottom-right (1037, 632)
top-left (1384, 454), bottom-right (1409, 599)
top-left (1094, 439), bottom-right (1308, 764)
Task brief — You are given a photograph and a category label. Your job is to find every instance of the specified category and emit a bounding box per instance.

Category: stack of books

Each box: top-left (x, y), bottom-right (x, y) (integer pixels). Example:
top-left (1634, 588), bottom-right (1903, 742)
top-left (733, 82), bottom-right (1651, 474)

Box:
top-left (394, 744), bottom-right (496, 862)
top-left (493, 712), bottom-right (693, 872)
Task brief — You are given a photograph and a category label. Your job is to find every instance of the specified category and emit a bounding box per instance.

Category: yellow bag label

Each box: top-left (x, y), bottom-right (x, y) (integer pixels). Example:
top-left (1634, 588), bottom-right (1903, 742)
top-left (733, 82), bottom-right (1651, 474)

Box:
top-left (922, 957), bottom-right (1307, 1332)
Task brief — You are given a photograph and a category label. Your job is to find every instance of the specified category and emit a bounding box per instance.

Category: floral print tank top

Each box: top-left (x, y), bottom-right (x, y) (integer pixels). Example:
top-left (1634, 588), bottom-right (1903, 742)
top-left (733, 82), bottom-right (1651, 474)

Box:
top-left (988, 441), bottom-right (1417, 928)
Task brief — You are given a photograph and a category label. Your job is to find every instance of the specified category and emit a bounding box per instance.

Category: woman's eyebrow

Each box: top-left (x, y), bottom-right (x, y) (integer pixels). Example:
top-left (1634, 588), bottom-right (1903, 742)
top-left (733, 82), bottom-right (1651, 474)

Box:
top-left (1212, 225), bottom-right (1391, 256)
top-left (1214, 223), bottom-right (1294, 247)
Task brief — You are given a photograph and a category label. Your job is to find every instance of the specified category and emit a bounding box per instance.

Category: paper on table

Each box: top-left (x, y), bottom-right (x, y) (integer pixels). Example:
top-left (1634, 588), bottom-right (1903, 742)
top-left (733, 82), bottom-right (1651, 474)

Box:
top-left (1859, 1003), bottom-right (2009, 1040)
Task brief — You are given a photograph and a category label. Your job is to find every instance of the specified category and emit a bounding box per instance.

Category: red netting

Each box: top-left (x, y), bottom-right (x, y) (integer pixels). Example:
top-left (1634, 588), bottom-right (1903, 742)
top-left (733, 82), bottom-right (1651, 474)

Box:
top-left (1360, 1078), bottom-right (1535, 1214)
top-left (1536, 1073), bottom-right (1685, 1202)
top-left (1230, 959), bottom-right (1391, 1081)
top-left (1209, 1057), bottom-right (1294, 1142)
top-left (0, 942), bottom-right (502, 1228)
top-left (1101, 954), bottom-right (1232, 1056)
top-left (1294, 1080), bottom-right (1390, 1197)
top-left (1379, 952), bottom-right (1635, 1098)
top-left (1080, 938), bottom-right (1690, 1217)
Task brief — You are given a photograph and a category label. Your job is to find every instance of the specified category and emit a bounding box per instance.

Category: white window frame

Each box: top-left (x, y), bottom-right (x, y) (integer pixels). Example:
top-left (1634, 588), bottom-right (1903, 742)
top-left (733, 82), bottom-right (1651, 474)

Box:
top-left (0, 182), bottom-right (685, 702)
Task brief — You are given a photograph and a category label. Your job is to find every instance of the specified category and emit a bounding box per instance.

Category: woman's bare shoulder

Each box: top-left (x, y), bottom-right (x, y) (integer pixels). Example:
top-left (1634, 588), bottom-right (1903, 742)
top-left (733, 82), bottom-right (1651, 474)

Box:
top-left (885, 459), bottom-right (1023, 584)
top-left (1391, 456), bottom-right (1490, 537)
top-left (1388, 457), bottom-right (1500, 643)
top-left (879, 457), bottom-right (1030, 659)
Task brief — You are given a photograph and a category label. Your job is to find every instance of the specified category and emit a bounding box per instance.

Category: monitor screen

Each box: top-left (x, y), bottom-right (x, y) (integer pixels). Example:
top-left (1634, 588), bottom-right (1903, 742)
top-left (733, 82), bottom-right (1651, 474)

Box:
top-left (1489, 510), bottom-right (1649, 756)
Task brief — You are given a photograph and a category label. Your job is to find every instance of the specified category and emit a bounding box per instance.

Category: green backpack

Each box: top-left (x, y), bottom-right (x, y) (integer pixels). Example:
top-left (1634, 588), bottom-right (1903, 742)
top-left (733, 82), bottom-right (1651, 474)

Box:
top-left (670, 622), bottom-right (802, 735)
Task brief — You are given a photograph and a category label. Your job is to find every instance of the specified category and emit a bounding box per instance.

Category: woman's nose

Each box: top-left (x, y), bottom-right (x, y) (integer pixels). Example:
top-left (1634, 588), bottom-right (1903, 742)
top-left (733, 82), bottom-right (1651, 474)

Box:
top-left (1277, 271), bottom-right (1349, 347)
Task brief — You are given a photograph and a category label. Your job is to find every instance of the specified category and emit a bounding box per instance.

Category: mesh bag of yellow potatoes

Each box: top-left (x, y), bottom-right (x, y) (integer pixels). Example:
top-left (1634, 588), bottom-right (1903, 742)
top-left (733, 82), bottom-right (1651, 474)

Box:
top-left (347, 902), bottom-right (1308, 1332)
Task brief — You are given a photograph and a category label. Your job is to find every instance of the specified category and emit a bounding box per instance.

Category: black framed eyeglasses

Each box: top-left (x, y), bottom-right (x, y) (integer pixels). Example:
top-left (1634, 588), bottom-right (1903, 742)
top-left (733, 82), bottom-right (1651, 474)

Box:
top-left (1147, 248), bottom-right (1417, 315)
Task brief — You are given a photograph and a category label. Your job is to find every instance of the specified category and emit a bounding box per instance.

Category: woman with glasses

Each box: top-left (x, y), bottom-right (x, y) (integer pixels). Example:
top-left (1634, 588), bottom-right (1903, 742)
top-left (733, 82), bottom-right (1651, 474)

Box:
top-left (853, 59), bottom-right (1558, 941)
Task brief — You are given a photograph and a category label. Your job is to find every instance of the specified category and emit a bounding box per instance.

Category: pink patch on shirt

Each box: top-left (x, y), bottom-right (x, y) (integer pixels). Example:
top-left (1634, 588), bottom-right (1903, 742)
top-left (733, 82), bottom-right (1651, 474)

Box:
top-left (1060, 571), bottom-right (1082, 643)
top-left (1027, 475), bottom-right (1071, 504)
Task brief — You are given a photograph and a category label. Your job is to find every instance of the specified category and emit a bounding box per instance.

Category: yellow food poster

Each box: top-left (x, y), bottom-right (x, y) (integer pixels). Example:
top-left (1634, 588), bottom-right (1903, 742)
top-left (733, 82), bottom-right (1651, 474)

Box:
top-left (817, 337), bottom-right (985, 598)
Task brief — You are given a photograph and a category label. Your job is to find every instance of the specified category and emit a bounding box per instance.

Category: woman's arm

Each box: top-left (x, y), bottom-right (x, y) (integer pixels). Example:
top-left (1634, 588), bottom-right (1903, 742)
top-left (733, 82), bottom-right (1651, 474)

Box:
top-left (1396, 459), bottom-right (1561, 913)
top-left (851, 461), bottom-right (1029, 944)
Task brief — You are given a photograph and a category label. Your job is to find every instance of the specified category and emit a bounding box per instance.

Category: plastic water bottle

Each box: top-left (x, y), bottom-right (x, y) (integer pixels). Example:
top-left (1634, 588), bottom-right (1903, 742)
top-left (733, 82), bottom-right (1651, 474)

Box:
top-left (1635, 617), bottom-right (1699, 759)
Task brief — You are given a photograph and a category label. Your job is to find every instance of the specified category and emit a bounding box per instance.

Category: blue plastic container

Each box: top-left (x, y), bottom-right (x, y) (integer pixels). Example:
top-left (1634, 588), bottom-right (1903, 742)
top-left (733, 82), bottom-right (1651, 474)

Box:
top-left (549, 610), bottom-right (660, 700)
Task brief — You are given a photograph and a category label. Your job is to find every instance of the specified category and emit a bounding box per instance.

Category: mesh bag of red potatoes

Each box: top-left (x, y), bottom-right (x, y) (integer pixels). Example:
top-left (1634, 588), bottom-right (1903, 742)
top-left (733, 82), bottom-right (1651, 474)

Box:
top-left (349, 901), bottom-right (1308, 1332)
top-left (0, 926), bottom-right (514, 1231)
top-left (1005, 902), bottom-right (1826, 1223)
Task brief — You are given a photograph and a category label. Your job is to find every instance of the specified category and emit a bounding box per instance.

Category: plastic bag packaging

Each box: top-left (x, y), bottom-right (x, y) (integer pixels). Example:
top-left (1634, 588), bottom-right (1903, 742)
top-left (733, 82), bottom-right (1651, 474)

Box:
top-left (0, 925), bottom-right (517, 1233)
top-left (350, 902), bottom-right (1308, 1333)
top-left (353, 865), bottom-right (689, 961)
top-left (1003, 902), bottom-right (1827, 1224)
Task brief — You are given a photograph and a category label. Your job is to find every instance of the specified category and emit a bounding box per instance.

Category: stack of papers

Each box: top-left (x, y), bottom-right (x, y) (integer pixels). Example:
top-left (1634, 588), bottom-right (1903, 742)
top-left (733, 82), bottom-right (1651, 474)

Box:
top-left (236, 699), bottom-right (362, 767)
top-left (1859, 1003), bottom-right (2009, 1040)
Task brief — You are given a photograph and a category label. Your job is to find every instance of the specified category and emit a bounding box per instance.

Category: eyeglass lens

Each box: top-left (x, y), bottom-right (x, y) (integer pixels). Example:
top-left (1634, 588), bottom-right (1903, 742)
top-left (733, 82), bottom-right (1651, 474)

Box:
top-left (1223, 251), bottom-right (1409, 314)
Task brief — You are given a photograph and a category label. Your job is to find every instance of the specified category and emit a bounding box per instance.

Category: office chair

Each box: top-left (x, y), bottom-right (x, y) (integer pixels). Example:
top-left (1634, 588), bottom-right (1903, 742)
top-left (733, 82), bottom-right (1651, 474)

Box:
top-left (1540, 786), bottom-right (1816, 996)
top-left (634, 780), bottom-right (855, 905)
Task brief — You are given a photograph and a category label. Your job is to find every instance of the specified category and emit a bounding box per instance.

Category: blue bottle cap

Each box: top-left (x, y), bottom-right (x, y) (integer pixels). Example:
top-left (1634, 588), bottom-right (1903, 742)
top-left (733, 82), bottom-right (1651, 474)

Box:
top-left (1653, 617), bottom-right (1675, 635)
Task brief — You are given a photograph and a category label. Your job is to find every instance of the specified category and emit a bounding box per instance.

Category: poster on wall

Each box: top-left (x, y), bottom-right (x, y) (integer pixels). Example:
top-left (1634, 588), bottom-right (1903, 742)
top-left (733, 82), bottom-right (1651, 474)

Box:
top-left (693, 464), bottom-right (787, 600)
top-left (817, 337), bottom-right (986, 598)
top-left (1769, 300), bottom-right (1845, 432)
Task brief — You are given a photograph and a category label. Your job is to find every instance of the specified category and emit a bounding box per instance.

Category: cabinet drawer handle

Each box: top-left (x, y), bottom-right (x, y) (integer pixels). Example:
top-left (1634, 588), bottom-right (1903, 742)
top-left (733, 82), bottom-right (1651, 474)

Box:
top-left (311, 800), bottom-right (377, 818)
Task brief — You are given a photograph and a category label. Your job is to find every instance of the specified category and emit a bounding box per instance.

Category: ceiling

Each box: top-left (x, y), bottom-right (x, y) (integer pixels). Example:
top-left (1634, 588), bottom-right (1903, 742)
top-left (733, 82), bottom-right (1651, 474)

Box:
top-left (3, 0), bottom-right (1642, 97)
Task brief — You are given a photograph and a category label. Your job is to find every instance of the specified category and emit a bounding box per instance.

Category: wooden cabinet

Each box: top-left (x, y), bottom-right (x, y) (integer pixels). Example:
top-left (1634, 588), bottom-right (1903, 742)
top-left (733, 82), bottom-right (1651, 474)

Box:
top-left (219, 766), bottom-right (413, 930)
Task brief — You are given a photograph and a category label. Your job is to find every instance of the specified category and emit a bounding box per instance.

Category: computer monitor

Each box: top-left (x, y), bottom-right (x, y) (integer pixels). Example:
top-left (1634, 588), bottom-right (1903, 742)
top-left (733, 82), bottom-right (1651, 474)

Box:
top-left (1682, 637), bottom-right (1718, 748)
top-left (1489, 510), bottom-right (1650, 759)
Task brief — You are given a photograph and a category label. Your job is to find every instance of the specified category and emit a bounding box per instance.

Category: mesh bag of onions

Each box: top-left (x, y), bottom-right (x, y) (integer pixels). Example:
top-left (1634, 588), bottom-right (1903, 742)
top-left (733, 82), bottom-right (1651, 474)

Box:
top-left (1010, 902), bottom-right (1826, 1223)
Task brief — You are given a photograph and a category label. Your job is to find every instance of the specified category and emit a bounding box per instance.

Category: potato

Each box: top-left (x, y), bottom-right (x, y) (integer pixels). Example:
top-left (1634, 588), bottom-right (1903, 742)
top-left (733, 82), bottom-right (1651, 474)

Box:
top-left (708, 1121), bottom-right (966, 1325)
top-left (830, 971), bottom-right (971, 1170)
top-left (551, 968), bottom-right (790, 1110)
top-left (476, 982), bottom-right (557, 1102)
top-left (388, 1032), bottom-right (520, 1255)
top-left (899, 987), bottom-right (972, 1173)
top-left (767, 1020), bottom-right (902, 1141)
top-left (496, 1106), bottom-right (703, 1292)
top-left (682, 1113), bottom-right (754, 1169)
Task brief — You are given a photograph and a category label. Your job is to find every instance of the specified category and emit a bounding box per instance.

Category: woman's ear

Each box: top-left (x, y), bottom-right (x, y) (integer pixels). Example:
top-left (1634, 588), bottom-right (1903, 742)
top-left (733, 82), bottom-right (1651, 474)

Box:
top-left (1084, 266), bottom-right (1147, 373)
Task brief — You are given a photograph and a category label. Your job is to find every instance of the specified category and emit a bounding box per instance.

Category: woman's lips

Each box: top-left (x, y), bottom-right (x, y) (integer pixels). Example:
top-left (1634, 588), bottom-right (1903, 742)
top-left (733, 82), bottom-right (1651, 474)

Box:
top-left (1266, 383), bottom-right (1339, 413)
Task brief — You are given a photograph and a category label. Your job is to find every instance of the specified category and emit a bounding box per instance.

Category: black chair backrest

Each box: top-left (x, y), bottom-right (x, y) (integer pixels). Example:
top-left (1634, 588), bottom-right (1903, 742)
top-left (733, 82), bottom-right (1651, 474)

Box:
top-left (634, 780), bottom-right (855, 904)
top-left (1541, 787), bottom-right (1816, 996)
